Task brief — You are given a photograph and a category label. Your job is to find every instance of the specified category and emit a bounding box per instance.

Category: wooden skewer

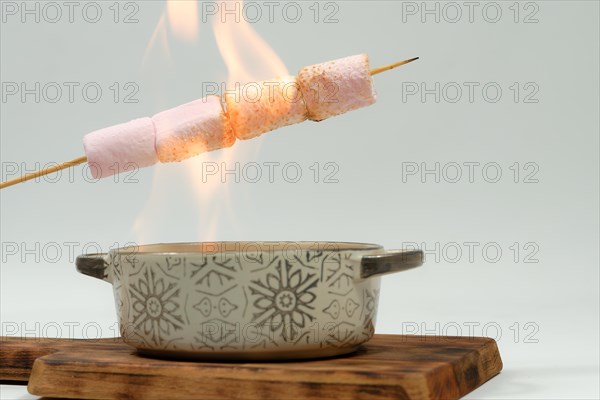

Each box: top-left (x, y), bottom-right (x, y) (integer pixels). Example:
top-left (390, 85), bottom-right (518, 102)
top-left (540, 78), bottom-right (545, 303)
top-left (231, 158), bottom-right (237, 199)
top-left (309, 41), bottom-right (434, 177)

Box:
top-left (370, 57), bottom-right (419, 76)
top-left (0, 57), bottom-right (418, 190)
top-left (0, 156), bottom-right (88, 189)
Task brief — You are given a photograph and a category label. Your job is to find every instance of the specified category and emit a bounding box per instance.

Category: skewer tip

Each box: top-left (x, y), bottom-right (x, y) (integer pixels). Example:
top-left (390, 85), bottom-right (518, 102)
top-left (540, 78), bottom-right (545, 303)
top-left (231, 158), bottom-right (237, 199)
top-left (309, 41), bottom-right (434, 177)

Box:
top-left (370, 57), bottom-right (419, 76)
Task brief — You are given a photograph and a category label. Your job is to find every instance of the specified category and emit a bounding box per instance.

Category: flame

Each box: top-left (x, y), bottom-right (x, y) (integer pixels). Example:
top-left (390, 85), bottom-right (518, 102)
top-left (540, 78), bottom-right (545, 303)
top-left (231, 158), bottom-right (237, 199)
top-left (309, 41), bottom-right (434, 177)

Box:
top-left (166, 0), bottom-right (199, 41)
top-left (133, 0), bottom-right (288, 244)
top-left (213, 1), bottom-right (289, 86)
top-left (142, 13), bottom-right (171, 67)
top-left (143, 0), bottom-right (198, 66)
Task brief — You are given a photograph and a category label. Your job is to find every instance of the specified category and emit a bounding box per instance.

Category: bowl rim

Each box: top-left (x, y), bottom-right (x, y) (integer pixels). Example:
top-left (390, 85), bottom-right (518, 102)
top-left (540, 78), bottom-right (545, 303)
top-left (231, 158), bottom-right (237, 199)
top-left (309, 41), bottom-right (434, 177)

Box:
top-left (110, 241), bottom-right (384, 255)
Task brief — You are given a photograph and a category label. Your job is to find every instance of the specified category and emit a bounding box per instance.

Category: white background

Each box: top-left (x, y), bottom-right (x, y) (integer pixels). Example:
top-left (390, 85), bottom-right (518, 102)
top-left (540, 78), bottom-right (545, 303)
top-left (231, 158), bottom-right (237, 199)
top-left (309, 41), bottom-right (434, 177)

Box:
top-left (1, 1), bottom-right (599, 398)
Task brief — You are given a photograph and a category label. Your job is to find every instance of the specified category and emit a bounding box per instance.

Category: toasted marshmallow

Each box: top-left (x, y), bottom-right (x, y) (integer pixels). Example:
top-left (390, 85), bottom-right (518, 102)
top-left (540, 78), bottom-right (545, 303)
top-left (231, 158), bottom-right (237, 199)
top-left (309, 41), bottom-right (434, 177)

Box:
top-left (297, 54), bottom-right (376, 121)
top-left (225, 76), bottom-right (308, 140)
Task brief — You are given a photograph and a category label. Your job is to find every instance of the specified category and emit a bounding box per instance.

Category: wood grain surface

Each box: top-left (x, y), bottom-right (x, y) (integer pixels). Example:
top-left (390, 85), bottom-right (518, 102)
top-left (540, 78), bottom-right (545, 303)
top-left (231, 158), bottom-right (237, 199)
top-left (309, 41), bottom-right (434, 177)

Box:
top-left (0, 335), bottom-right (502, 399)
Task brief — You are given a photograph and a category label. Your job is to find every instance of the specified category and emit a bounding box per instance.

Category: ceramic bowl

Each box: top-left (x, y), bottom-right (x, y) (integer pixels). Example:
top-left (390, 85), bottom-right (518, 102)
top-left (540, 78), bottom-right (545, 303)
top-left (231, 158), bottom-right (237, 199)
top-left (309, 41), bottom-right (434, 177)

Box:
top-left (76, 242), bottom-right (423, 360)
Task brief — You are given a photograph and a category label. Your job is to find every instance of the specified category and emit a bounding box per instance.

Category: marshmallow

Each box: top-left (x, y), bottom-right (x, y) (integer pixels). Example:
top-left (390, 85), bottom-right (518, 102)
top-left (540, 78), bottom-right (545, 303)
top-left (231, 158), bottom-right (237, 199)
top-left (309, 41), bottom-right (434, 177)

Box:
top-left (297, 54), bottom-right (376, 122)
top-left (83, 117), bottom-right (158, 179)
top-left (153, 96), bottom-right (235, 163)
top-left (224, 76), bottom-right (308, 140)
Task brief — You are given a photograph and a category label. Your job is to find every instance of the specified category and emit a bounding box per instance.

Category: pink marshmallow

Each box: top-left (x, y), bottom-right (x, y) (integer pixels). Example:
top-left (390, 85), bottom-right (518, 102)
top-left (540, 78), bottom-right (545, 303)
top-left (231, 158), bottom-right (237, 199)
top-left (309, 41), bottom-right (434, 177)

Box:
top-left (153, 96), bottom-right (235, 163)
top-left (297, 54), bottom-right (376, 121)
top-left (83, 117), bottom-right (158, 179)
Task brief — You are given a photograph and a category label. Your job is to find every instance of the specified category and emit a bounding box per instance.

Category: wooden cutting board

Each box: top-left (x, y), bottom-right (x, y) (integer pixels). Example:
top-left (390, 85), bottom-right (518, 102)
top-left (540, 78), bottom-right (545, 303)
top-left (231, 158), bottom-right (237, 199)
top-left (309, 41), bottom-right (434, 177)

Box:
top-left (0, 335), bottom-right (502, 399)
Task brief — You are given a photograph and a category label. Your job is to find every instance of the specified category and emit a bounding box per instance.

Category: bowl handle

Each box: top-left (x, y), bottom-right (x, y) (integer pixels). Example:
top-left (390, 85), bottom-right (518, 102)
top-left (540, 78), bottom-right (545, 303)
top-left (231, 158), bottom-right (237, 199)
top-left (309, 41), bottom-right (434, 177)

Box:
top-left (360, 249), bottom-right (424, 279)
top-left (76, 253), bottom-right (111, 283)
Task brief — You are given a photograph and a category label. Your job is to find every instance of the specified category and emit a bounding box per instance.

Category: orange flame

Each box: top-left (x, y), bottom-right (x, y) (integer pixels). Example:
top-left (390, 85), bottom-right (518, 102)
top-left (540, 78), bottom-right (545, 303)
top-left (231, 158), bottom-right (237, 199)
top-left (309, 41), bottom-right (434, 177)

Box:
top-left (134, 0), bottom-right (288, 244)
top-left (213, 1), bottom-right (288, 86)
top-left (166, 0), bottom-right (199, 41)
